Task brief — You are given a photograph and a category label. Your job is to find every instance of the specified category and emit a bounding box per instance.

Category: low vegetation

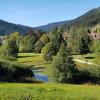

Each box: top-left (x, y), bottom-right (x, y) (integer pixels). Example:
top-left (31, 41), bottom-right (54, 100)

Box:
top-left (0, 83), bottom-right (100, 100)
top-left (0, 59), bottom-right (33, 82)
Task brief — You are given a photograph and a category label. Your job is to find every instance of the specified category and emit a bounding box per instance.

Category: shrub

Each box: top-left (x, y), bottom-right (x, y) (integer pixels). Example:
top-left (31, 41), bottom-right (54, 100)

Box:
top-left (0, 60), bottom-right (33, 82)
top-left (75, 65), bottom-right (100, 84)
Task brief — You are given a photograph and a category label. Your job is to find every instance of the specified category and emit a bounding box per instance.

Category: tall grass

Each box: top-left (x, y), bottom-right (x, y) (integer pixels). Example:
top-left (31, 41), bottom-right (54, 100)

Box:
top-left (0, 59), bottom-right (33, 82)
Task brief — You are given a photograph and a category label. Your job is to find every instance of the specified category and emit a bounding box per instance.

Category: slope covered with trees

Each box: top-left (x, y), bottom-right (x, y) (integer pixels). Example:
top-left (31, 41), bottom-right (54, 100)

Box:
top-left (61, 7), bottom-right (100, 32)
top-left (0, 19), bottom-right (42, 35)
top-left (38, 7), bottom-right (100, 32)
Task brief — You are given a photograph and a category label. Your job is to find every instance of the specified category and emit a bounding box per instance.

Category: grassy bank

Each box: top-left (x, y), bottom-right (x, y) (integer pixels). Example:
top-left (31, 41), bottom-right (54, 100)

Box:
top-left (0, 83), bottom-right (100, 100)
top-left (17, 53), bottom-right (51, 74)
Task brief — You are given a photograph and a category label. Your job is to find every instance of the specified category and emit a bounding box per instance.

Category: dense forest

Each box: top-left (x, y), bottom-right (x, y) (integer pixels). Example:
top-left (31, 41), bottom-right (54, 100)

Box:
top-left (37, 7), bottom-right (100, 32)
top-left (0, 19), bottom-right (43, 35)
top-left (60, 7), bottom-right (100, 33)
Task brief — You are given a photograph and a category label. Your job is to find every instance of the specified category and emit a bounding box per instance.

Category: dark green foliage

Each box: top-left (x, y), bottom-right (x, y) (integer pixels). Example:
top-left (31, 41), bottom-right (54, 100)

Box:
top-left (76, 65), bottom-right (100, 84)
top-left (79, 37), bottom-right (90, 55)
top-left (0, 60), bottom-right (33, 82)
top-left (61, 7), bottom-right (100, 33)
top-left (34, 40), bottom-right (44, 53)
top-left (42, 42), bottom-right (53, 63)
top-left (37, 21), bottom-right (67, 32)
top-left (49, 28), bottom-right (64, 55)
top-left (27, 35), bottom-right (37, 52)
top-left (0, 38), bottom-right (18, 60)
top-left (34, 34), bottom-right (50, 53)
top-left (0, 19), bottom-right (41, 35)
top-left (19, 34), bottom-right (37, 53)
top-left (51, 43), bottom-right (77, 83)
top-left (78, 30), bottom-right (93, 55)
top-left (42, 28), bottom-right (64, 62)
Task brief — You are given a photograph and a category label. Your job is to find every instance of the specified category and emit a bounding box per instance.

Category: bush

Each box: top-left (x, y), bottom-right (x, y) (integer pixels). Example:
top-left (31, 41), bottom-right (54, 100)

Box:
top-left (0, 60), bottom-right (33, 82)
top-left (0, 38), bottom-right (18, 59)
top-left (75, 65), bottom-right (100, 84)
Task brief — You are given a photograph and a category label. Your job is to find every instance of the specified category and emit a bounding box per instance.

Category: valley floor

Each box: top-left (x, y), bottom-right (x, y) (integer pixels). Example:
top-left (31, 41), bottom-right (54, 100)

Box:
top-left (0, 53), bottom-right (99, 100)
top-left (0, 83), bottom-right (100, 100)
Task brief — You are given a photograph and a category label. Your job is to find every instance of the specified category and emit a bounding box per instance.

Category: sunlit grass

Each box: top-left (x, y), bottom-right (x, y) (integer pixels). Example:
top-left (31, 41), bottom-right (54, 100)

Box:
top-left (0, 83), bottom-right (100, 100)
top-left (18, 53), bottom-right (44, 65)
top-left (17, 53), bottom-right (51, 74)
top-left (73, 53), bottom-right (100, 65)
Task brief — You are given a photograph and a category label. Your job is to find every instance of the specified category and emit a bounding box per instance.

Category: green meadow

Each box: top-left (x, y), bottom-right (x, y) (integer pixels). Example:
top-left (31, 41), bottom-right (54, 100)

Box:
top-left (0, 53), bottom-right (100, 100)
top-left (17, 53), bottom-right (51, 74)
top-left (0, 83), bottom-right (100, 100)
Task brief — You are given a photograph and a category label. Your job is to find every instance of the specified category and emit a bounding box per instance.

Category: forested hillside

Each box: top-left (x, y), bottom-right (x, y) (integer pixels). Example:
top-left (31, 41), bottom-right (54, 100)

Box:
top-left (1, 7), bottom-right (100, 35)
top-left (60, 7), bottom-right (100, 32)
top-left (36, 21), bottom-right (70, 32)
top-left (38, 7), bottom-right (100, 32)
top-left (0, 19), bottom-right (41, 35)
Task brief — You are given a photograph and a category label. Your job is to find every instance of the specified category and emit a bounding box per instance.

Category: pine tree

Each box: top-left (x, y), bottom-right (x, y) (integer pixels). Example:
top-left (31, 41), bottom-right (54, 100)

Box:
top-left (51, 43), bottom-right (77, 83)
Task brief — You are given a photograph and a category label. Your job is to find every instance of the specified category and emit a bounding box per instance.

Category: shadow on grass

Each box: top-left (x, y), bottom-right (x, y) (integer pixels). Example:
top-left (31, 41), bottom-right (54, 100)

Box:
top-left (17, 56), bottom-right (32, 58)
top-left (17, 55), bottom-right (38, 58)
top-left (32, 67), bottom-right (46, 70)
top-left (84, 57), bottom-right (95, 59)
top-left (19, 61), bottom-right (34, 63)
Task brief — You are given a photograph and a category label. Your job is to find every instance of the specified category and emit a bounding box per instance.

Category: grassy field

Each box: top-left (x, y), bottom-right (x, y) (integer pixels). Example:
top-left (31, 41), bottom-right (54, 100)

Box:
top-left (0, 53), bottom-right (99, 100)
top-left (18, 53), bottom-right (44, 65)
top-left (0, 83), bottom-right (100, 100)
top-left (17, 53), bottom-right (51, 74)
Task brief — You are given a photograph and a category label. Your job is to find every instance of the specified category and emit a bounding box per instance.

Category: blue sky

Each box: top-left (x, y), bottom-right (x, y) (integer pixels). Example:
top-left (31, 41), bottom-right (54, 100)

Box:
top-left (0, 0), bottom-right (100, 27)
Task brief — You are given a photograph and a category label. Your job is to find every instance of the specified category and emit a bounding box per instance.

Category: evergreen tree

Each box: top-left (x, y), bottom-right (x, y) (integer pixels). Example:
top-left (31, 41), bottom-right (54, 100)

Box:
top-left (78, 29), bottom-right (92, 55)
top-left (79, 37), bottom-right (90, 55)
top-left (42, 28), bottom-right (64, 62)
top-left (51, 43), bottom-right (77, 83)
top-left (49, 28), bottom-right (64, 54)
top-left (34, 34), bottom-right (49, 53)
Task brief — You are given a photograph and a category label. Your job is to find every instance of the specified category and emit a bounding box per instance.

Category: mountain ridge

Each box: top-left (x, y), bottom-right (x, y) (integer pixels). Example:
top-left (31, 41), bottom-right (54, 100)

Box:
top-left (0, 7), bottom-right (100, 35)
top-left (0, 19), bottom-right (38, 35)
top-left (37, 7), bottom-right (100, 32)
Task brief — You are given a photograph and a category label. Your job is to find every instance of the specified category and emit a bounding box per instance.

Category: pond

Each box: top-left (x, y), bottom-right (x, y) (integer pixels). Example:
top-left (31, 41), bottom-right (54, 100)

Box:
top-left (33, 69), bottom-right (48, 82)
top-left (34, 73), bottom-right (48, 82)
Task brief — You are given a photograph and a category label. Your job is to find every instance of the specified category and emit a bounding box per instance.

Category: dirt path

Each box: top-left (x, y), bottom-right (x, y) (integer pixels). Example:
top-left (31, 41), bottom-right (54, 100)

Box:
top-left (74, 59), bottom-right (100, 66)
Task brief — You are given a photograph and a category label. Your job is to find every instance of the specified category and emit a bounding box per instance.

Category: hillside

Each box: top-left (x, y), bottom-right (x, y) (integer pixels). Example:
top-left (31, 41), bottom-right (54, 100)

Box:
top-left (38, 7), bottom-right (100, 32)
top-left (36, 21), bottom-right (71, 32)
top-left (0, 20), bottom-right (40, 35)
